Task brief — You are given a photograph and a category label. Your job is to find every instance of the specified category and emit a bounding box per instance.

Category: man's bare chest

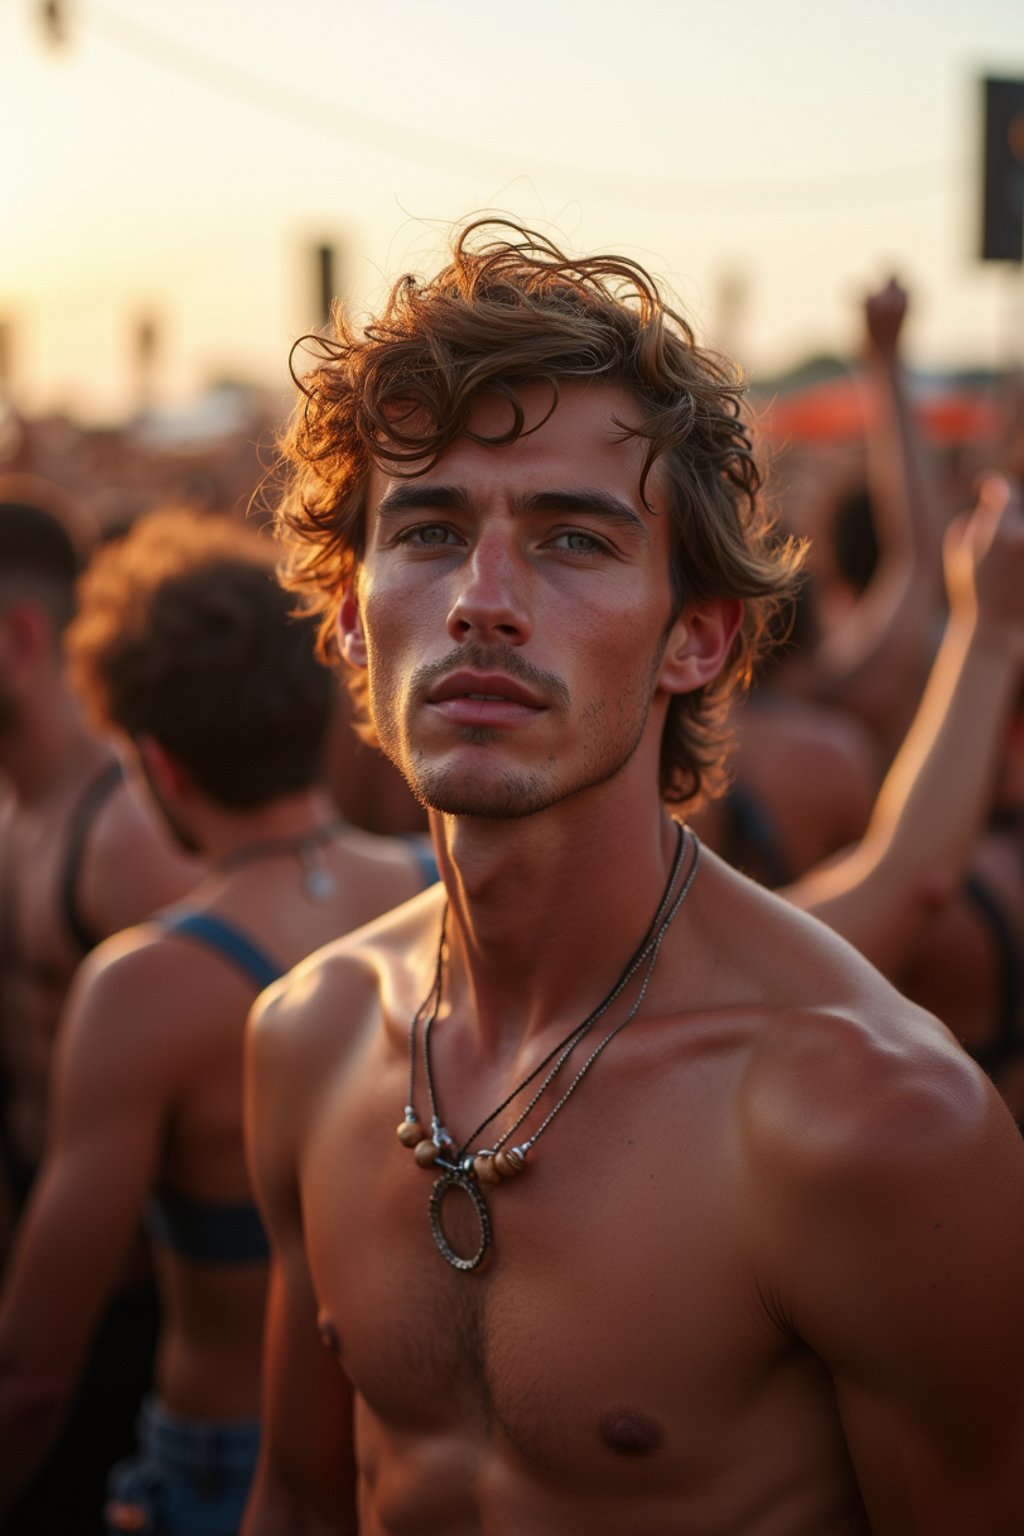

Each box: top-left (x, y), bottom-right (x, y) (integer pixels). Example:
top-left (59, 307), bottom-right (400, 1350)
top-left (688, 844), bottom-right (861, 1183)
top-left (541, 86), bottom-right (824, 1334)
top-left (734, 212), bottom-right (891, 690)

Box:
top-left (303, 1038), bottom-right (790, 1468)
top-left (0, 816), bottom-right (83, 998)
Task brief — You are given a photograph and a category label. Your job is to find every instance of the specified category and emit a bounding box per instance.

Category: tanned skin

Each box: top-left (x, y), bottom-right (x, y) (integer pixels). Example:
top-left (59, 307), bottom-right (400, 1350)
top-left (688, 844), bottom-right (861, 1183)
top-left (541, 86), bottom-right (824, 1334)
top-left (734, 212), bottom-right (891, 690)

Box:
top-left (244, 383), bottom-right (1024, 1536)
top-left (0, 758), bottom-right (430, 1514)
top-left (0, 715), bottom-right (197, 1263)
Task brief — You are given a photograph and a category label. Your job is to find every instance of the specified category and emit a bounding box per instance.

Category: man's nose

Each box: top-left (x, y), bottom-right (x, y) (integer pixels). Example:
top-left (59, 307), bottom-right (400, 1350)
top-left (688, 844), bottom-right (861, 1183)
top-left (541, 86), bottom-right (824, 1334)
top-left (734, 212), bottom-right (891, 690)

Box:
top-left (445, 535), bottom-right (531, 646)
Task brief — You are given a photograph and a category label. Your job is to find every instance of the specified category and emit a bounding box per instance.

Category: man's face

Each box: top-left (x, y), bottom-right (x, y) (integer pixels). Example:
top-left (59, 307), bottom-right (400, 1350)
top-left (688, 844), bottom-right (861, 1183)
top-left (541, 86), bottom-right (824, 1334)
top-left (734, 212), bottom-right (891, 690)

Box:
top-left (0, 674), bottom-right (17, 738)
top-left (344, 381), bottom-right (687, 821)
top-left (0, 603), bottom-right (31, 743)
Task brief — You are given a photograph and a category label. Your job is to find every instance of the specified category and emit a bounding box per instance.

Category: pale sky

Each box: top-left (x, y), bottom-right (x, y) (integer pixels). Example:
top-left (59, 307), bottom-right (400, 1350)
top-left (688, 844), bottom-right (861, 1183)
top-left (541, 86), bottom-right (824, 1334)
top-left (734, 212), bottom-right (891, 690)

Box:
top-left (2, 0), bottom-right (1023, 421)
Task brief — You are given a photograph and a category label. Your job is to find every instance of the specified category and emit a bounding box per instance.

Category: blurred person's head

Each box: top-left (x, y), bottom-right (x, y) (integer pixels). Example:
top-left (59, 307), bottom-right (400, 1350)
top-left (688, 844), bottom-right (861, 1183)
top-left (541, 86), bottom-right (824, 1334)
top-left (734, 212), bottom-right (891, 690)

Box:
top-left (0, 475), bottom-right (94, 737)
top-left (66, 509), bottom-right (335, 830)
top-left (272, 219), bottom-right (803, 809)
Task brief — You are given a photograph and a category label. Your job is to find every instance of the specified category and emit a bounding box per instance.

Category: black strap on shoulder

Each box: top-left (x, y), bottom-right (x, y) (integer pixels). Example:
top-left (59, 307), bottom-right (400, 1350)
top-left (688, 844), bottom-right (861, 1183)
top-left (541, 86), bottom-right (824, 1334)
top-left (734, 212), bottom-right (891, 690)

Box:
top-left (721, 783), bottom-right (794, 891)
top-left (60, 759), bottom-right (124, 955)
top-left (962, 874), bottom-right (1022, 1077)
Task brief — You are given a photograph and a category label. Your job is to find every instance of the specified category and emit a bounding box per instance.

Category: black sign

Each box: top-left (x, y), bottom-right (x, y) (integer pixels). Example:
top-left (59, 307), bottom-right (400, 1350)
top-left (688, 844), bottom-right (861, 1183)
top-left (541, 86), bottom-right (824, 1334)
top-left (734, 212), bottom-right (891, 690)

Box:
top-left (981, 77), bottom-right (1024, 263)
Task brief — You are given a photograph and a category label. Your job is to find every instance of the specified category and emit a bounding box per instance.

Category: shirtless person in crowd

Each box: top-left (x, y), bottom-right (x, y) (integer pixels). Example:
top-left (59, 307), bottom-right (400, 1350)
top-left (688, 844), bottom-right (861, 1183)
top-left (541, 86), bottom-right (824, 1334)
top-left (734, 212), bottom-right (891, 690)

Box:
top-left (0, 509), bottom-right (433, 1533)
top-left (243, 223), bottom-right (1024, 1535)
top-left (0, 481), bottom-right (197, 1242)
top-left (0, 482), bottom-right (198, 1532)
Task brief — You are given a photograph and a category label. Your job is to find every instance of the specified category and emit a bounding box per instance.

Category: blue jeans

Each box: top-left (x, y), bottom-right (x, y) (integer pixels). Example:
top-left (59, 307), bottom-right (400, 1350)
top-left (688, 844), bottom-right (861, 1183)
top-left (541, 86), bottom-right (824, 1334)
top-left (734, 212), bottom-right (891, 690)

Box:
top-left (104, 1397), bottom-right (260, 1536)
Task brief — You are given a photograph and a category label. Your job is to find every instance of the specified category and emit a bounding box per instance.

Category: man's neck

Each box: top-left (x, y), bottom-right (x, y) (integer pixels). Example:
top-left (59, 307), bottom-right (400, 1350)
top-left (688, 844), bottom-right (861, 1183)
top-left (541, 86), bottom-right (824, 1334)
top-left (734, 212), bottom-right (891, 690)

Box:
top-left (193, 785), bottom-right (343, 868)
top-left (432, 790), bottom-right (686, 1052)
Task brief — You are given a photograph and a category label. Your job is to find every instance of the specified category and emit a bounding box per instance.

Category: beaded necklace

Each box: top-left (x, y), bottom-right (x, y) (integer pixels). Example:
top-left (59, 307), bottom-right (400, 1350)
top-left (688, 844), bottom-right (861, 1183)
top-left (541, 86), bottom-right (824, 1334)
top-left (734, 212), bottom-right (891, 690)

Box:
top-left (398, 822), bottom-right (700, 1271)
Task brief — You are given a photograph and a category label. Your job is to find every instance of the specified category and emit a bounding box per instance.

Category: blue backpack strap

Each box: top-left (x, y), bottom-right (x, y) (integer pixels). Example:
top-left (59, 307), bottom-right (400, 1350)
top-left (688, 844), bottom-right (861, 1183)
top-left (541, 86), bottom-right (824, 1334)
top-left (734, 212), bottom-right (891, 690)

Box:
top-left (160, 910), bottom-right (283, 991)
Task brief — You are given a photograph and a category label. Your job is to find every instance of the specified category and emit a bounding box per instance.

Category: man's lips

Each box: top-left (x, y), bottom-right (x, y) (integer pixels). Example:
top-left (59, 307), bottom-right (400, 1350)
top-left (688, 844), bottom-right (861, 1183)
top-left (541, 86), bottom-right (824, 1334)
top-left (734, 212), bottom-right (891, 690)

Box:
top-left (425, 671), bottom-right (547, 709)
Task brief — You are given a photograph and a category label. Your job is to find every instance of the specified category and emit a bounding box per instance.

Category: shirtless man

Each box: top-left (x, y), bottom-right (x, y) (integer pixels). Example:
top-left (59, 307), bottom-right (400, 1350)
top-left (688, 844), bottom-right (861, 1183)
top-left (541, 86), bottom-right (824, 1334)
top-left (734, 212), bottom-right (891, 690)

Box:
top-left (243, 223), bottom-right (1024, 1534)
top-left (0, 509), bottom-right (433, 1533)
top-left (0, 482), bottom-right (199, 1532)
top-left (0, 480), bottom-right (198, 1237)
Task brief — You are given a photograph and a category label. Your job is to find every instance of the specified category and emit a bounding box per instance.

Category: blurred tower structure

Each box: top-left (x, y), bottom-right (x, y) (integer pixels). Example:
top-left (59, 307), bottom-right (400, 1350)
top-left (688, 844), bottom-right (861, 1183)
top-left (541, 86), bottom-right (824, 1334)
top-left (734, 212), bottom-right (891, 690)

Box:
top-left (131, 313), bottom-right (160, 416)
top-left (980, 77), bottom-right (1024, 369)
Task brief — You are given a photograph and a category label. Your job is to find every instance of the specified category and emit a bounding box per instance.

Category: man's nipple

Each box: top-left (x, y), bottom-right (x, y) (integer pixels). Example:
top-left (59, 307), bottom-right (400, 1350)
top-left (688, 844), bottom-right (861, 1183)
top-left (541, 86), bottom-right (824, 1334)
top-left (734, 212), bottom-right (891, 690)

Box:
top-left (598, 1406), bottom-right (665, 1456)
top-left (317, 1308), bottom-right (342, 1357)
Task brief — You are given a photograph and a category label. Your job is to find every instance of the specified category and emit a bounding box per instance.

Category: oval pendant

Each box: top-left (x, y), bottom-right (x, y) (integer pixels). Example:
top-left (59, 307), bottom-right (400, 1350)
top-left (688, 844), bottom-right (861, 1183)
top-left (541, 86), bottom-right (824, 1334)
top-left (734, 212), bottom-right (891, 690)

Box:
top-left (428, 1170), bottom-right (492, 1272)
top-left (303, 863), bottom-right (336, 901)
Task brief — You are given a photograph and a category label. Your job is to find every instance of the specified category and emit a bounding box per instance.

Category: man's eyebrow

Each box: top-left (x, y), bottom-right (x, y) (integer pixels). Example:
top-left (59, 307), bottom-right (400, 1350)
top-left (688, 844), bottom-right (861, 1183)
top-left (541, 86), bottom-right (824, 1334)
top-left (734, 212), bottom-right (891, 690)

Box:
top-left (375, 484), bottom-right (470, 518)
top-left (512, 489), bottom-right (649, 537)
top-left (373, 483), bottom-right (649, 539)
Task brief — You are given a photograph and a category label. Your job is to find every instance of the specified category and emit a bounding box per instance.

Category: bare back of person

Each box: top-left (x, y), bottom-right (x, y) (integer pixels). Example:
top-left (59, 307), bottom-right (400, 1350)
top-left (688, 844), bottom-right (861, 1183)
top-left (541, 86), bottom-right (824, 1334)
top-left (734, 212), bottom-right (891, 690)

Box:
top-left (254, 836), bottom-right (1020, 1536)
top-left (94, 820), bottom-right (431, 1422)
top-left (0, 740), bottom-right (195, 1208)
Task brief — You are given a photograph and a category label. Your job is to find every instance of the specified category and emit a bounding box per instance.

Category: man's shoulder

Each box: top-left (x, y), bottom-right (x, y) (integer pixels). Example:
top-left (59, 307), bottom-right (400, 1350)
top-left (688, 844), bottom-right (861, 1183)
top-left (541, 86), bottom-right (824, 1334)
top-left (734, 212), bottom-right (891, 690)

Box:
top-left (734, 953), bottom-right (1024, 1387)
top-left (47, 919), bottom-right (233, 1121)
top-left (740, 978), bottom-right (1007, 1208)
top-left (692, 853), bottom-right (1004, 1181)
top-left (249, 885), bottom-right (445, 1058)
top-left (691, 839), bottom-right (885, 1000)
top-left (61, 917), bottom-right (236, 1070)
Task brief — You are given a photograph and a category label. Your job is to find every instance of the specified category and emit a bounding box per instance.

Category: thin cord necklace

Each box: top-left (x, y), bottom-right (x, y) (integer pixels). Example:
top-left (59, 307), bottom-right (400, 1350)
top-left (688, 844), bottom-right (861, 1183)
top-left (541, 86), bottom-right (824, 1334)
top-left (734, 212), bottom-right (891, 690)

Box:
top-left (398, 822), bottom-right (700, 1272)
top-left (216, 815), bottom-right (345, 901)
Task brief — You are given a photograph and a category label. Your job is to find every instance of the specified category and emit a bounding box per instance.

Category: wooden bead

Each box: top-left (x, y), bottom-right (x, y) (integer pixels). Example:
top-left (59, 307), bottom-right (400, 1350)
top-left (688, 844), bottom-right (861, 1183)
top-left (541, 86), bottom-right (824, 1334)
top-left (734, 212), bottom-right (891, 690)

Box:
top-left (414, 1138), bottom-right (440, 1168)
top-left (473, 1152), bottom-right (501, 1186)
top-left (494, 1146), bottom-right (526, 1178)
top-left (397, 1119), bottom-right (424, 1147)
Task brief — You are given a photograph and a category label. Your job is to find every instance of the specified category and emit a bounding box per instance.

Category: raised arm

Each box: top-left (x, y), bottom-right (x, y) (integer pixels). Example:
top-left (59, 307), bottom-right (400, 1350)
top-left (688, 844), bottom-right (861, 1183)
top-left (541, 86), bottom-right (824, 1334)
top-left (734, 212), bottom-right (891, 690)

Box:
top-left (0, 934), bottom-right (167, 1512)
top-left (784, 475), bottom-right (1024, 976)
top-left (814, 279), bottom-right (951, 750)
top-left (242, 975), bottom-right (358, 1536)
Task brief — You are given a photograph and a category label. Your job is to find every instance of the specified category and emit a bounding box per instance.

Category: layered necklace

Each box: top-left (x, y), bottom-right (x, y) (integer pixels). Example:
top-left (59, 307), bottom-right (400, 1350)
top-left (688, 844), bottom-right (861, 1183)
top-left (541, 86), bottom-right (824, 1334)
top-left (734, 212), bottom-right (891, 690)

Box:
top-left (216, 815), bottom-right (345, 901)
top-left (398, 822), bottom-right (700, 1272)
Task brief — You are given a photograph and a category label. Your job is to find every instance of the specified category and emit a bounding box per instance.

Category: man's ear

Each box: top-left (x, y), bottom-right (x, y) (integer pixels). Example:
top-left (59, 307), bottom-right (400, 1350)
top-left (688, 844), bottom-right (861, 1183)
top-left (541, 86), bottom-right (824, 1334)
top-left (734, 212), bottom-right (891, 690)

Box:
top-left (134, 734), bottom-right (190, 801)
top-left (0, 601), bottom-right (53, 677)
top-left (657, 597), bottom-right (744, 695)
top-left (337, 589), bottom-right (368, 668)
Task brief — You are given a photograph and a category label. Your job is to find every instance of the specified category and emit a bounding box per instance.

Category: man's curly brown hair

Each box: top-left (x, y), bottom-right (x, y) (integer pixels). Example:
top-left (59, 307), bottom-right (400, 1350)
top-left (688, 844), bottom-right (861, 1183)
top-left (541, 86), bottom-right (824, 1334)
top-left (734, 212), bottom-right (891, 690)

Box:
top-left (67, 510), bottom-right (334, 810)
top-left (273, 219), bottom-right (804, 808)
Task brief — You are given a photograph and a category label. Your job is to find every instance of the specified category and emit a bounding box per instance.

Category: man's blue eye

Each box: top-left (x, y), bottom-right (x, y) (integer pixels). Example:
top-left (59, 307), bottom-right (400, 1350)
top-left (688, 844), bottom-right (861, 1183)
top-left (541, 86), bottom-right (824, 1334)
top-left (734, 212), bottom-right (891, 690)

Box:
top-left (409, 525), bottom-right (452, 545)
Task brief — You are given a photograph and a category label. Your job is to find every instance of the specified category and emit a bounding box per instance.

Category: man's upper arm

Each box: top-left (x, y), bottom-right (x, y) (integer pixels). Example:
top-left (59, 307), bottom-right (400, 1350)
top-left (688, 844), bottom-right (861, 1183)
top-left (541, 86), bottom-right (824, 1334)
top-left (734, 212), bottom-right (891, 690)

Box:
top-left (757, 1020), bottom-right (1024, 1534)
top-left (0, 941), bottom-right (171, 1499)
top-left (243, 974), bottom-right (359, 1534)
